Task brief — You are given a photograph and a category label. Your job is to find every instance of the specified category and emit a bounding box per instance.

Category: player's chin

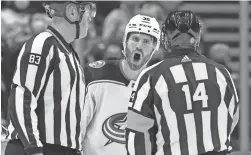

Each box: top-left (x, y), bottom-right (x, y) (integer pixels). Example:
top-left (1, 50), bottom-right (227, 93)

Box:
top-left (130, 60), bottom-right (144, 71)
top-left (128, 54), bottom-right (144, 70)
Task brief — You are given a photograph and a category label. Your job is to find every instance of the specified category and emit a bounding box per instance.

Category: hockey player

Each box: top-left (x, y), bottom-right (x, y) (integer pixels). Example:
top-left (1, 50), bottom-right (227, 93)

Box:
top-left (82, 14), bottom-right (161, 155)
top-left (126, 11), bottom-right (239, 155)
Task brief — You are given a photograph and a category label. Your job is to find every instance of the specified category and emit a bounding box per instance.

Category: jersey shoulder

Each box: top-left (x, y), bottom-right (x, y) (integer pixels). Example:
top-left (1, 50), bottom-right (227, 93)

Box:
top-left (141, 54), bottom-right (230, 86)
top-left (30, 31), bottom-right (54, 46)
top-left (84, 60), bottom-right (129, 86)
top-left (201, 56), bottom-right (233, 81)
top-left (195, 55), bottom-right (231, 77)
top-left (134, 61), bottom-right (164, 89)
top-left (21, 31), bottom-right (55, 58)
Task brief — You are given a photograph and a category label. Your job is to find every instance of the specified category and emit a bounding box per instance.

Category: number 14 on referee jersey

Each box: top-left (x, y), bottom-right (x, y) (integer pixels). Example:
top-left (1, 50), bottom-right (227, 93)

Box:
top-left (182, 82), bottom-right (208, 111)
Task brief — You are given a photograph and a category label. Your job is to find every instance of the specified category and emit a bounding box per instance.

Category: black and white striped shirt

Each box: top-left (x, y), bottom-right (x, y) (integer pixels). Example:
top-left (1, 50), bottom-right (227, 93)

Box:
top-left (126, 49), bottom-right (239, 155)
top-left (7, 26), bottom-right (85, 154)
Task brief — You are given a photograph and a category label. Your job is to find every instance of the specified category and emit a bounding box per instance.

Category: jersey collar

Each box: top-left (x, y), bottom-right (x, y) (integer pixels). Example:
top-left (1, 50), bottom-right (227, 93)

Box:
top-left (46, 26), bottom-right (75, 55)
top-left (165, 47), bottom-right (201, 58)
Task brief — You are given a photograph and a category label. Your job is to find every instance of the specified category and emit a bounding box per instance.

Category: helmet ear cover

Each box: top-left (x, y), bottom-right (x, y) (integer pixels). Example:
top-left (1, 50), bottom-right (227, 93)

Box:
top-left (44, 1), bottom-right (96, 22)
top-left (44, 2), bottom-right (80, 23)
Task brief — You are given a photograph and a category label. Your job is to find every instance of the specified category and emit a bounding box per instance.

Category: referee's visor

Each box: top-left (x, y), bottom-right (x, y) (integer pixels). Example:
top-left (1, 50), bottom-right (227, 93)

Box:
top-left (77, 2), bottom-right (96, 18)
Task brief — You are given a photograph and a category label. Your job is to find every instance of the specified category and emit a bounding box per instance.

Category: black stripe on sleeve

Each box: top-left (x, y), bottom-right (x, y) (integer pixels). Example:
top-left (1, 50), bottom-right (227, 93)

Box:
top-left (135, 131), bottom-right (147, 155)
top-left (20, 38), bottom-right (35, 85)
top-left (65, 55), bottom-right (76, 147)
top-left (8, 86), bottom-right (30, 146)
top-left (33, 37), bottom-right (54, 97)
top-left (225, 83), bottom-right (234, 148)
top-left (19, 37), bottom-right (39, 147)
top-left (125, 128), bottom-right (129, 154)
top-left (220, 68), bottom-right (238, 104)
top-left (73, 56), bottom-right (81, 149)
top-left (53, 47), bottom-right (62, 144)
top-left (126, 129), bottom-right (146, 155)
top-left (138, 82), bottom-right (156, 153)
top-left (132, 73), bottom-right (149, 109)
top-left (207, 65), bottom-right (221, 151)
top-left (36, 45), bottom-right (57, 142)
top-left (23, 89), bottom-right (38, 147)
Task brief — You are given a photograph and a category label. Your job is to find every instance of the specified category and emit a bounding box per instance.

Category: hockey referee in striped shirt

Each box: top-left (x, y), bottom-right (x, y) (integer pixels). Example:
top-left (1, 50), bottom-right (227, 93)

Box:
top-left (4, 1), bottom-right (96, 155)
top-left (126, 11), bottom-right (239, 155)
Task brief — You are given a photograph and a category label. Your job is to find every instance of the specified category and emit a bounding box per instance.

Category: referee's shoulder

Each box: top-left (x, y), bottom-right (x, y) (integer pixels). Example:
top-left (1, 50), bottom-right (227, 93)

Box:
top-left (201, 55), bottom-right (225, 70)
top-left (201, 56), bottom-right (230, 78)
top-left (24, 31), bottom-right (56, 55)
top-left (137, 60), bottom-right (165, 86)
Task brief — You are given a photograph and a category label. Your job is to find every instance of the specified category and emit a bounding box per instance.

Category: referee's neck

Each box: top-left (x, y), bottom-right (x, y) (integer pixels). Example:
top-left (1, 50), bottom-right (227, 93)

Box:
top-left (51, 22), bottom-right (75, 44)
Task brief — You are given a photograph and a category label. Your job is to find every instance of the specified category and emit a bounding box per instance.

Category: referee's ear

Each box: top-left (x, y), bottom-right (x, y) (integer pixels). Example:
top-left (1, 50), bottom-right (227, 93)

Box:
top-left (65, 3), bottom-right (79, 22)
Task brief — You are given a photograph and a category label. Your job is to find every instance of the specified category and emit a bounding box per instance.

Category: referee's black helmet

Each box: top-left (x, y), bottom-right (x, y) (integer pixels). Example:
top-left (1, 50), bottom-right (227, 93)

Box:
top-left (161, 10), bottom-right (201, 50)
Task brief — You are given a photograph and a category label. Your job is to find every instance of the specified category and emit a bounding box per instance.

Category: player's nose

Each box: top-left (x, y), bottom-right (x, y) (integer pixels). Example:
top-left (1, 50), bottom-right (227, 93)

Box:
top-left (136, 41), bottom-right (143, 49)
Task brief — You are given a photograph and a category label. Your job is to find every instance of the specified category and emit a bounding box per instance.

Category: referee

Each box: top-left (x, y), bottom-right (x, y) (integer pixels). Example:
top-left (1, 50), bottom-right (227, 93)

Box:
top-left (126, 11), bottom-right (239, 155)
top-left (5, 1), bottom-right (96, 155)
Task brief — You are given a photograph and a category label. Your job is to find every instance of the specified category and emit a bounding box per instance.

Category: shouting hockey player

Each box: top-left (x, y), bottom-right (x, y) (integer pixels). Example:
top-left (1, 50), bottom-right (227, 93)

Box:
top-left (81, 14), bottom-right (161, 155)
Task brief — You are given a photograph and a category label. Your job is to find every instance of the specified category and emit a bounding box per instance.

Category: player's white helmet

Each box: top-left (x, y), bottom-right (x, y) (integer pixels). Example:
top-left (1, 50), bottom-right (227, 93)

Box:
top-left (122, 14), bottom-right (161, 70)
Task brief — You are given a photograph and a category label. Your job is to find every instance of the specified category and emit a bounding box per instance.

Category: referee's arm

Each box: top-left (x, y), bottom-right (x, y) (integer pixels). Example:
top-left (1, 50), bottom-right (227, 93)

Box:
top-left (8, 36), bottom-right (53, 155)
top-left (224, 68), bottom-right (240, 134)
top-left (126, 73), bottom-right (156, 155)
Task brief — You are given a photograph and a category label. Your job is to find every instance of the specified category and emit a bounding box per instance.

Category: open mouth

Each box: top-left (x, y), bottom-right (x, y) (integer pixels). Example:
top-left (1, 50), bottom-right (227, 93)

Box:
top-left (133, 53), bottom-right (141, 62)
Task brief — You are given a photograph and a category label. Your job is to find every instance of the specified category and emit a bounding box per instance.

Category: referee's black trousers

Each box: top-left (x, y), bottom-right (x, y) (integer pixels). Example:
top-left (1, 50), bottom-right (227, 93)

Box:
top-left (4, 139), bottom-right (81, 155)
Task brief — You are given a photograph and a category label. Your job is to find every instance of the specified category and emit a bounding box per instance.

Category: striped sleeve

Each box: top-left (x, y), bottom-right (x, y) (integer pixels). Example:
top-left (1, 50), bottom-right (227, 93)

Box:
top-left (223, 68), bottom-right (239, 134)
top-left (8, 32), bottom-right (53, 155)
top-left (126, 73), bottom-right (155, 155)
top-left (126, 62), bottom-right (163, 155)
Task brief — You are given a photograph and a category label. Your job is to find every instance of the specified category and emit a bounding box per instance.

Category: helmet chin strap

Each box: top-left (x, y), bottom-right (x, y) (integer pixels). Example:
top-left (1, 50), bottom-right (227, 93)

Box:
top-left (74, 13), bottom-right (83, 39)
top-left (75, 21), bottom-right (80, 39)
